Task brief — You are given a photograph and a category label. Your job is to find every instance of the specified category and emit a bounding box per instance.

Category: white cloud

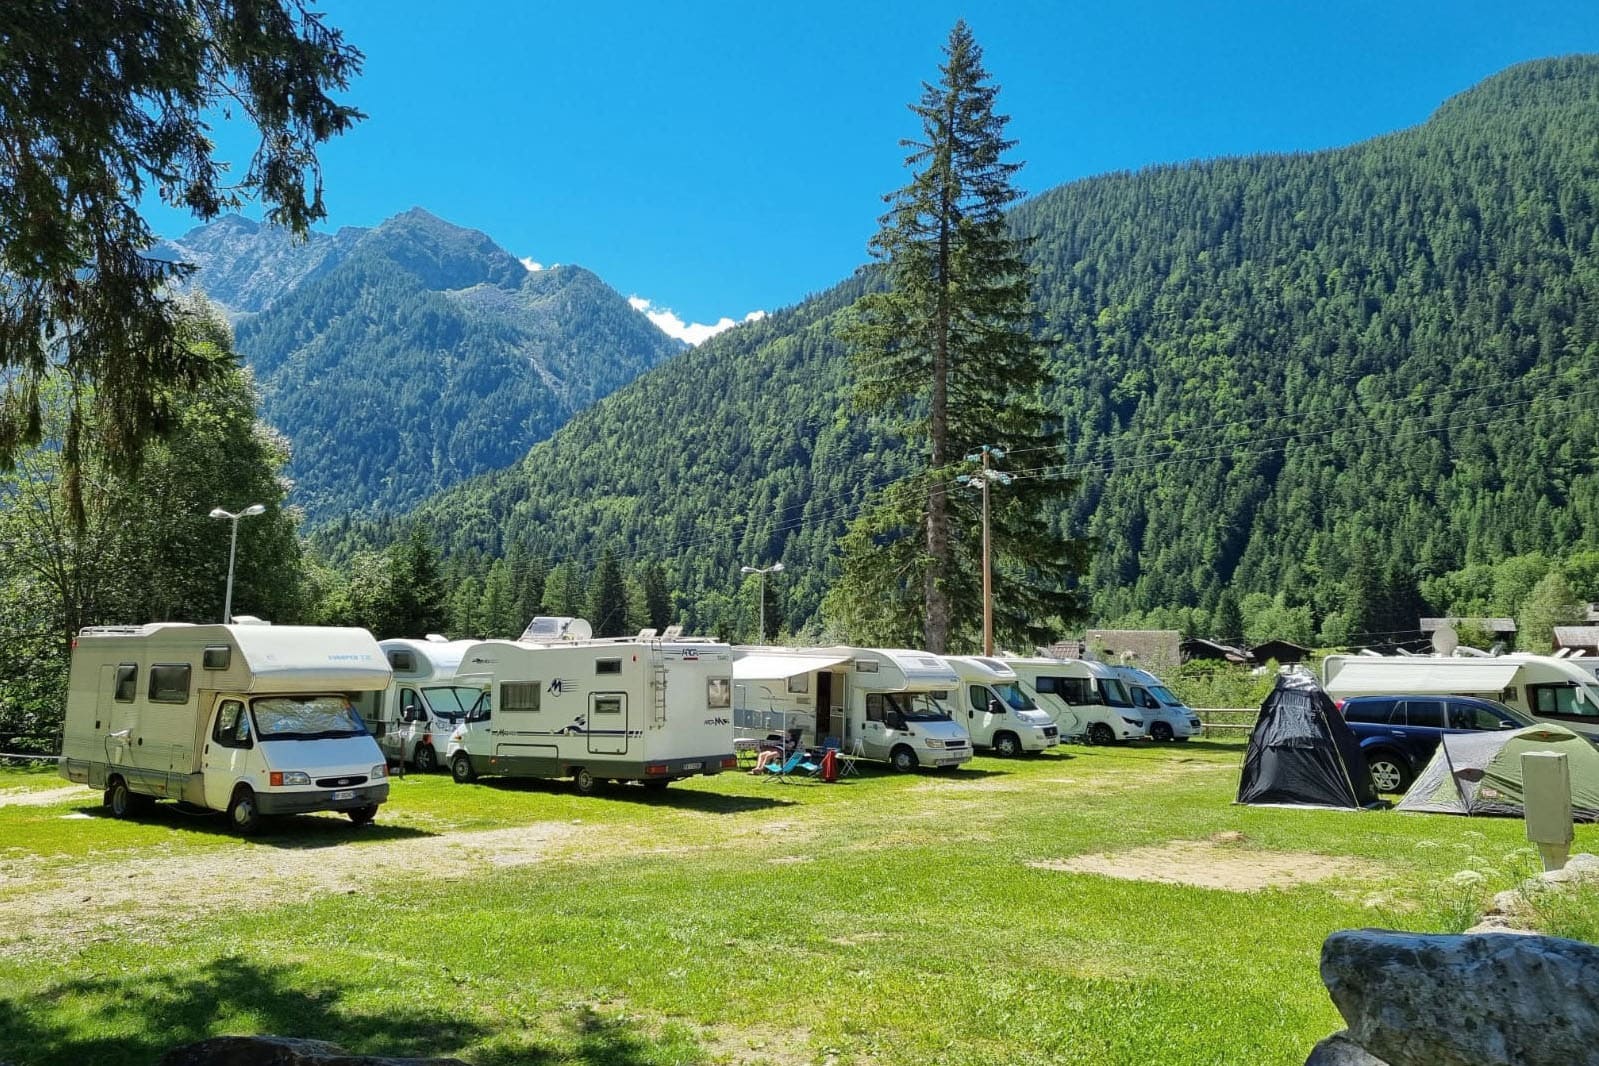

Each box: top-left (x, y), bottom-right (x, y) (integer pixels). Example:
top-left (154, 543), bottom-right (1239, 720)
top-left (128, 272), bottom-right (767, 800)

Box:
top-left (629, 296), bottom-right (766, 346)
top-left (520, 256), bottom-right (544, 272)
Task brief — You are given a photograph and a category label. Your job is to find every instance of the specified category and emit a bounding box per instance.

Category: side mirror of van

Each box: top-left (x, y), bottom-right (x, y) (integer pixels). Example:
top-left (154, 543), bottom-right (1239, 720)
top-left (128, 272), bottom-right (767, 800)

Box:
top-left (1499, 720), bottom-right (1519, 730)
top-left (402, 703), bottom-right (424, 723)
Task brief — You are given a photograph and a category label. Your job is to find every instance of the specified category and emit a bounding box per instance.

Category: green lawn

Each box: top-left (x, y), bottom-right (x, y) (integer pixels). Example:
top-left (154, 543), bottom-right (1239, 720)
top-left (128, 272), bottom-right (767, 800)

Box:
top-left (0, 741), bottom-right (1592, 1066)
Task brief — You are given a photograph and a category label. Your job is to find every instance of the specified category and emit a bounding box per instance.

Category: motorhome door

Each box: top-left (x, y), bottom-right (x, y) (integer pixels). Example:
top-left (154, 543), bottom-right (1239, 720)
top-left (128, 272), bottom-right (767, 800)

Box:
top-left (587, 693), bottom-right (629, 755)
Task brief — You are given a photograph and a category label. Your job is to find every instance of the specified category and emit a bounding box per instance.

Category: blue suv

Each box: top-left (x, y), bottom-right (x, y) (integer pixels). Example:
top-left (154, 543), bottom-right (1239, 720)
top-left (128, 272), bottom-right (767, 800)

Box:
top-left (1337, 695), bottom-right (1535, 794)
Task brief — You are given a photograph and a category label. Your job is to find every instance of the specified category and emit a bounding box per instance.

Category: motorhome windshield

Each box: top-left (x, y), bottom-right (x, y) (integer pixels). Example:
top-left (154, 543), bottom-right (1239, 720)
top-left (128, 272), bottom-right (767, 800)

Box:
top-left (1100, 678), bottom-right (1133, 708)
top-left (1149, 685), bottom-right (1185, 708)
top-left (871, 691), bottom-right (952, 722)
top-left (993, 682), bottom-right (1036, 711)
top-left (252, 696), bottom-right (368, 740)
top-left (422, 685), bottom-right (481, 720)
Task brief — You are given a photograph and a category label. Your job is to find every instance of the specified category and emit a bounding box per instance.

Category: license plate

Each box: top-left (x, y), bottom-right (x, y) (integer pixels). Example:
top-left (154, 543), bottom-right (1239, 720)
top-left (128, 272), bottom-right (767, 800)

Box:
top-left (938, 758), bottom-right (964, 767)
top-left (682, 761), bottom-right (702, 770)
top-left (332, 789), bottom-right (355, 801)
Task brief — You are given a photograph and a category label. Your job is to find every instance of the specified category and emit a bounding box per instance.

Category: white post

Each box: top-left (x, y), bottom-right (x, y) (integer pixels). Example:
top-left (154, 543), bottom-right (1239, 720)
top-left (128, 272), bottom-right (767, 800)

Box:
top-left (1522, 750), bottom-right (1573, 873)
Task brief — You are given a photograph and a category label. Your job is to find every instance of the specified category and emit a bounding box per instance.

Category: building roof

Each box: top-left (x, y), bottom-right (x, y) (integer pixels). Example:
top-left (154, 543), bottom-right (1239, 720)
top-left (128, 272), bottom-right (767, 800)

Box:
top-left (1554, 626), bottom-right (1599, 648)
top-left (1180, 637), bottom-right (1252, 664)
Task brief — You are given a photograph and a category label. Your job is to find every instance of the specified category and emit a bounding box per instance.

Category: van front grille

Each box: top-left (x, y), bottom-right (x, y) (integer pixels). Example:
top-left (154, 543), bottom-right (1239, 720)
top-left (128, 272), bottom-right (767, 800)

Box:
top-left (316, 775), bottom-right (367, 788)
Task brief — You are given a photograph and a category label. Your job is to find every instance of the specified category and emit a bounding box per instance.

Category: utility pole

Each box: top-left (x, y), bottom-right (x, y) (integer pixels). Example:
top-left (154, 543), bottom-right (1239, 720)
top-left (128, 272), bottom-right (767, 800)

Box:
top-left (958, 446), bottom-right (1013, 655)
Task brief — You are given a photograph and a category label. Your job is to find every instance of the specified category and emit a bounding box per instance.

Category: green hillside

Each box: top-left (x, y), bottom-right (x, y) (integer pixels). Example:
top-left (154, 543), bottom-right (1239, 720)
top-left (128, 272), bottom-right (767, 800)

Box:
top-left (398, 57), bottom-right (1599, 640)
top-left (165, 209), bottom-right (684, 518)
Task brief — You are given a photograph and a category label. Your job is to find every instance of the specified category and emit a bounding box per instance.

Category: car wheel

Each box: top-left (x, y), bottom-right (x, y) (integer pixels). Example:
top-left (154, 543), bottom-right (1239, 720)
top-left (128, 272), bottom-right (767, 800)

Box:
top-left (890, 746), bottom-right (918, 773)
top-left (574, 767), bottom-right (599, 795)
top-left (1367, 753), bottom-right (1412, 794)
top-left (413, 744), bottom-right (438, 773)
top-left (1150, 721), bottom-right (1174, 743)
top-left (105, 777), bottom-right (134, 819)
top-left (993, 732), bottom-right (1021, 757)
top-left (1088, 722), bottom-right (1116, 746)
top-left (227, 786), bottom-right (262, 836)
top-left (450, 751), bottom-right (477, 784)
top-left (347, 805), bottom-right (378, 826)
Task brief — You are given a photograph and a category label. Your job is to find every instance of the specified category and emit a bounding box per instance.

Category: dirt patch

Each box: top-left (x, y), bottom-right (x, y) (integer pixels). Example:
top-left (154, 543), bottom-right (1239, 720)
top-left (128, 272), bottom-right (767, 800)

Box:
top-left (696, 1021), bottom-right (821, 1066)
top-left (1028, 840), bottom-right (1375, 892)
top-left (0, 785), bottom-right (98, 809)
top-left (0, 821), bottom-right (582, 956)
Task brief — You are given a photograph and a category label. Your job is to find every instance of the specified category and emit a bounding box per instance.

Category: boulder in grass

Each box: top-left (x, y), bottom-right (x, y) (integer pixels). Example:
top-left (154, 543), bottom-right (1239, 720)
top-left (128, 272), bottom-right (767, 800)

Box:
top-left (1320, 930), bottom-right (1599, 1066)
top-left (157, 1035), bottom-right (470, 1066)
top-left (1304, 1031), bottom-right (1390, 1066)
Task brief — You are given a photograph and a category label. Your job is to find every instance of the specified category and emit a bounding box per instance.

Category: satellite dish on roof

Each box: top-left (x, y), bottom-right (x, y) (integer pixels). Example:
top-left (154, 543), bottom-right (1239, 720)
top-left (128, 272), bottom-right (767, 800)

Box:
top-left (1432, 625), bottom-right (1459, 656)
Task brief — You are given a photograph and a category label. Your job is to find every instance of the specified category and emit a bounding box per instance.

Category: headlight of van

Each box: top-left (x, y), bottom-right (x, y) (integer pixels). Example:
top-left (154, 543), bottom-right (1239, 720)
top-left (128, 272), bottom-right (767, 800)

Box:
top-left (924, 738), bottom-right (946, 748)
top-left (270, 771), bottom-right (311, 786)
top-left (371, 764), bottom-right (388, 780)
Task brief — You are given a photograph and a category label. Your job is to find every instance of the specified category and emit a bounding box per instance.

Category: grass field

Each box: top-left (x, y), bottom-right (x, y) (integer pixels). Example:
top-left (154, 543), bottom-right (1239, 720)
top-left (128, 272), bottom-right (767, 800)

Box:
top-left (0, 740), bottom-right (1593, 1066)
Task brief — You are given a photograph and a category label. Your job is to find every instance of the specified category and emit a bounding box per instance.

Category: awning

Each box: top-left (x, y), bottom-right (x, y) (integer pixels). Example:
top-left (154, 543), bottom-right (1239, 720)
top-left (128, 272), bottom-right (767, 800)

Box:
top-left (1325, 659), bottom-right (1520, 697)
top-left (734, 653), bottom-right (852, 682)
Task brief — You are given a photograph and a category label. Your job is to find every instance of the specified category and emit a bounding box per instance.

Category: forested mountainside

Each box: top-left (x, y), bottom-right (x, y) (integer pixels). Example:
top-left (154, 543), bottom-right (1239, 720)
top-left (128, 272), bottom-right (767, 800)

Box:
top-left (161, 209), bottom-right (684, 518)
top-left (347, 57), bottom-right (1599, 639)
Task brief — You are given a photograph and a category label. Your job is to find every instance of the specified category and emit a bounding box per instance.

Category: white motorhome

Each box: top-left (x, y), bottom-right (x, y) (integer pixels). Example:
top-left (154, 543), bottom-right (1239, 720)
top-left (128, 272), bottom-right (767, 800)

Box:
top-left (59, 622), bottom-right (391, 834)
top-left (1113, 666), bottom-right (1201, 741)
top-left (942, 656), bottom-right (1061, 755)
top-left (446, 621), bottom-right (737, 793)
top-left (732, 646), bottom-right (973, 772)
top-left (356, 636), bottom-right (482, 771)
top-left (1003, 656), bottom-right (1144, 744)
top-left (1323, 652), bottom-right (1599, 741)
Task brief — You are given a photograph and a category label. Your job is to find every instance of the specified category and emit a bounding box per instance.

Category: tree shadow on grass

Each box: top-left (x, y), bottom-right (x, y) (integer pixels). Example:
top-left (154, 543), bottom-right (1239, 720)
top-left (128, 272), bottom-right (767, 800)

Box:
top-left (474, 777), bottom-right (796, 813)
top-left (474, 1006), bottom-right (694, 1066)
top-left (0, 954), bottom-right (486, 1066)
top-left (79, 803), bottom-right (437, 849)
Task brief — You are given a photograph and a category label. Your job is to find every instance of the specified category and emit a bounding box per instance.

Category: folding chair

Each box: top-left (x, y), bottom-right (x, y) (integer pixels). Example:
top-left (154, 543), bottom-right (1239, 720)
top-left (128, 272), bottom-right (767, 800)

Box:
top-left (761, 750), bottom-right (807, 782)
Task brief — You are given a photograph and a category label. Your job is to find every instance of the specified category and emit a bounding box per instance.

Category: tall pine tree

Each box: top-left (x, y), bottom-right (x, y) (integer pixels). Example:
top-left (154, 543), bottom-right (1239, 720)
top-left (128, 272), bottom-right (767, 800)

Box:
top-left (827, 20), bottom-right (1088, 652)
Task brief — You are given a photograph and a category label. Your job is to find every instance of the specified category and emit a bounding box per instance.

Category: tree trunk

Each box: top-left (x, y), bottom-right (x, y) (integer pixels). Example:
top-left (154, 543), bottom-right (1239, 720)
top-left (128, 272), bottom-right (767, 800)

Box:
top-left (923, 94), bottom-right (957, 655)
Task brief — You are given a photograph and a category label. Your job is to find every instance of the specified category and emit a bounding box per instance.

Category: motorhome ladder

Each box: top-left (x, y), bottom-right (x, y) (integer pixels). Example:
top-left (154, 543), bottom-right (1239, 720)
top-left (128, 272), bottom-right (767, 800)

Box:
top-left (651, 649), bottom-right (668, 725)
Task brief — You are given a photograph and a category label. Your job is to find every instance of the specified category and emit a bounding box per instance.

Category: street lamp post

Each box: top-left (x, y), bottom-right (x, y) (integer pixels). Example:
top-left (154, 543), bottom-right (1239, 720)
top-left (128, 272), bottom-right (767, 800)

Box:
top-left (957, 446), bottom-right (1013, 656)
top-left (740, 561), bottom-right (785, 643)
top-left (209, 504), bottom-right (265, 623)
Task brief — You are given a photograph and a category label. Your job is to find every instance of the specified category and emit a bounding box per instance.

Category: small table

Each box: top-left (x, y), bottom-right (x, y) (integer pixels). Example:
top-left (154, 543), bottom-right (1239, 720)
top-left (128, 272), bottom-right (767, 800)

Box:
top-left (732, 737), bottom-right (759, 768)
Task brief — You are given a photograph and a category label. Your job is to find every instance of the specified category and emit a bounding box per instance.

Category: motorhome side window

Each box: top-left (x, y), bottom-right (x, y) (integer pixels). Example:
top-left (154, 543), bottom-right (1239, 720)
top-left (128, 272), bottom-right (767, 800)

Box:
top-left (212, 700), bottom-right (252, 748)
top-left (202, 646), bottom-right (231, 670)
top-left (707, 678), bottom-right (731, 708)
top-left (593, 694), bottom-right (623, 715)
top-left (596, 658), bottom-right (622, 675)
top-left (501, 682), bottom-right (540, 713)
top-left (970, 685), bottom-right (990, 712)
top-left (787, 673), bottom-right (810, 694)
top-left (387, 649), bottom-right (416, 673)
top-left (865, 693), bottom-right (885, 722)
top-left (1530, 683), bottom-right (1599, 718)
top-left (114, 664), bottom-right (138, 702)
top-left (148, 664), bottom-right (191, 703)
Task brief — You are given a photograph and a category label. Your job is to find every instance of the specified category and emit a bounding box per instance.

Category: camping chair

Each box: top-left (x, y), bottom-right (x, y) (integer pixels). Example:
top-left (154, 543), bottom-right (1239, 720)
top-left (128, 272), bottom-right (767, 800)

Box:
top-left (761, 749), bottom-right (808, 782)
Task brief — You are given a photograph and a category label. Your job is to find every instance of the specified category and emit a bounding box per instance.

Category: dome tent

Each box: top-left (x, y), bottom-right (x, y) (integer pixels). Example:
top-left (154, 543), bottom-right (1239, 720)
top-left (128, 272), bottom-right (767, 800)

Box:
top-left (1395, 723), bottom-right (1599, 820)
top-left (1237, 672), bottom-right (1378, 809)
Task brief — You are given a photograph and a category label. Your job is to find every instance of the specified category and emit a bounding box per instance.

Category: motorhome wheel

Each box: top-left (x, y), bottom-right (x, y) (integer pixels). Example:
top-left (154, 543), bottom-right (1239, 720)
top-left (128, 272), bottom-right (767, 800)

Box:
top-left (1088, 722), bottom-right (1116, 745)
top-left (890, 745), bottom-right (918, 773)
top-left (993, 732), bottom-right (1021, 757)
top-left (105, 777), bottom-right (133, 818)
top-left (227, 786), bottom-right (262, 836)
top-left (413, 743), bottom-right (438, 773)
top-left (450, 751), bottom-right (477, 783)
top-left (574, 768), bottom-right (599, 795)
top-left (347, 805), bottom-right (378, 826)
top-left (1150, 721), bottom-right (1174, 742)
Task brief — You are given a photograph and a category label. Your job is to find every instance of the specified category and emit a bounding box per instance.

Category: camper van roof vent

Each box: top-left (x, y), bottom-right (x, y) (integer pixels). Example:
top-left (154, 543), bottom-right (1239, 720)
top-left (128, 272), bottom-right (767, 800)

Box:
top-left (637, 628), bottom-right (659, 639)
top-left (661, 624), bottom-right (684, 640)
top-left (425, 633), bottom-right (449, 643)
top-left (230, 615), bottom-right (270, 626)
top-left (519, 616), bottom-right (594, 643)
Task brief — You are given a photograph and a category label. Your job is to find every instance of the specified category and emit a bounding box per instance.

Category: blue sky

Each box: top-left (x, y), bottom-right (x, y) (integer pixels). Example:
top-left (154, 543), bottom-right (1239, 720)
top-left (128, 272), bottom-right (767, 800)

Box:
top-left (142, 1), bottom-right (1599, 342)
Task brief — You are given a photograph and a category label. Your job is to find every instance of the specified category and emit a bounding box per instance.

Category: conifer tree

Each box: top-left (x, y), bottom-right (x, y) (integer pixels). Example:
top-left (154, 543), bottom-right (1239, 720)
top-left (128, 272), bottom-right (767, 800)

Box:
top-left (828, 20), bottom-right (1088, 652)
top-left (587, 549), bottom-right (629, 637)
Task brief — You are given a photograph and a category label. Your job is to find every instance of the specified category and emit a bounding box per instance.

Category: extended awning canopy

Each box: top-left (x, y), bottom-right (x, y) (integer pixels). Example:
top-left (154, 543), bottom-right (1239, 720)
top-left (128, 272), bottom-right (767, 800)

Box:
top-left (1325, 659), bottom-right (1520, 697)
top-left (734, 653), bottom-right (853, 682)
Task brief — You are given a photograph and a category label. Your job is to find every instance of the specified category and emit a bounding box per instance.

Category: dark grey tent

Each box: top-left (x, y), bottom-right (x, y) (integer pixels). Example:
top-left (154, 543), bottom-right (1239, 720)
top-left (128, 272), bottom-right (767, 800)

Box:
top-left (1237, 672), bottom-right (1378, 809)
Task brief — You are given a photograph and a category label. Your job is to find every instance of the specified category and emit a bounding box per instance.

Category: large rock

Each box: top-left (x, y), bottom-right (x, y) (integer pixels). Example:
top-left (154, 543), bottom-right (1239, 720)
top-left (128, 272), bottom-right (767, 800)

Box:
top-left (157, 1035), bottom-right (469, 1066)
top-left (1304, 1031), bottom-right (1390, 1065)
top-left (1321, 930), bottom-right (1599, 1066)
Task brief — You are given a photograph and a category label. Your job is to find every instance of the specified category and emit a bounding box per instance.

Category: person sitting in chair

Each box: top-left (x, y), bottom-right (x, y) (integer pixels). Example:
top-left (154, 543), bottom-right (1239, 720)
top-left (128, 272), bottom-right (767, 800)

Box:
top-left (751, 727), bottom-right (805, 774)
